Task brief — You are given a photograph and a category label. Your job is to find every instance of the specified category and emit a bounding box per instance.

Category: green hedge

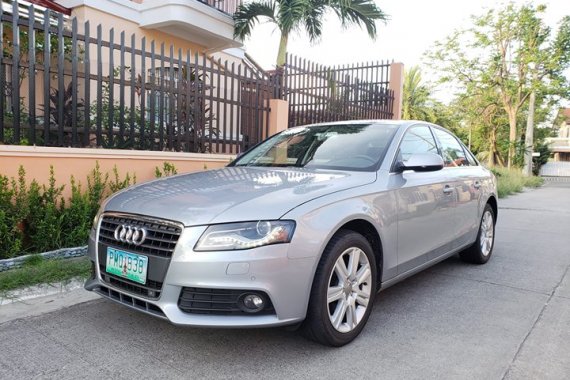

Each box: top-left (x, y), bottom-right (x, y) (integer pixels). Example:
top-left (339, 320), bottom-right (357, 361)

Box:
top-left (0, 163), bottom-right (136, 259)
top-left (491, 167), bottom-right (544, 198)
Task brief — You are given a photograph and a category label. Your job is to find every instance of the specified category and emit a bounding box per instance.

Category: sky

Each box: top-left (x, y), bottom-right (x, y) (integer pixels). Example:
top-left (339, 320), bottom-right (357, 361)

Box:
top-left (243, 0), bottom-right (569, 103)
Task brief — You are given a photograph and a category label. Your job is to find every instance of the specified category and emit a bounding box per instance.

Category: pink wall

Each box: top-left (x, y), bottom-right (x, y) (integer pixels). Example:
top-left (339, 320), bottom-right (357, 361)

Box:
top-left (0, 146), bottom-right (234, 198)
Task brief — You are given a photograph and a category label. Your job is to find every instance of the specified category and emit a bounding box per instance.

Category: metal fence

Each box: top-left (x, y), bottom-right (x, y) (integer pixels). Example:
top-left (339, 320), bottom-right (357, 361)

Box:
top-left (0, 0), bottom-right (275, 153)
top-left (282, 54), bottom-right (394, 128)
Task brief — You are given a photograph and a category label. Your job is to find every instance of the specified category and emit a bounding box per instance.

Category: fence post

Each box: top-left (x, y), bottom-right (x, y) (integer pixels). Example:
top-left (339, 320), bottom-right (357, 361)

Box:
top-left (266, 99), bottom-right (289, 139)
top-left (388, 62), bottom-right (404, 120)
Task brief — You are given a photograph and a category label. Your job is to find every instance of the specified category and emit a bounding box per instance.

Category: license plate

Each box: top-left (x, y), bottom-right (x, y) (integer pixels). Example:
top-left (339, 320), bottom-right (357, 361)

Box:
top-left (105, 248), bottom-right (148, 285)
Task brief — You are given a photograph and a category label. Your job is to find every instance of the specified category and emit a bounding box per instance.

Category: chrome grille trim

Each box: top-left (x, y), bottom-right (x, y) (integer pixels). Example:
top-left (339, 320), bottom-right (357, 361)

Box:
top-left (99, 213), bottom-right (183, 258)
top-left (96, 213), bottom-right (184, 299)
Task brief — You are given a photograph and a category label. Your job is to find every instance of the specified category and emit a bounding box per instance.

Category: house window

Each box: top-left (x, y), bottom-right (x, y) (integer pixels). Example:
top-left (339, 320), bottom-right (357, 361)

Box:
top-left (146, 67), bottom-right (180, 124)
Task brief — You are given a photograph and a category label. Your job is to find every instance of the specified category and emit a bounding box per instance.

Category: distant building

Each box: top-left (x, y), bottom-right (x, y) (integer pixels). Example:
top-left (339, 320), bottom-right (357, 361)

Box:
top-left (540, 109), bottom-right (570, 177)
top-left (548, 108), bottom-right (570, 162)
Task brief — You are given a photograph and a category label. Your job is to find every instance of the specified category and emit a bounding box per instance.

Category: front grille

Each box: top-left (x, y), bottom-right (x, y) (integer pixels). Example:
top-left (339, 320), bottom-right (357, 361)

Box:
top-left (97, 214), bottom-right (182, 299)
top-left (95, 285), bottom-right (166, 318)
top-left (99, 215), bottom-right (182, 258)
top-left (178, 287), bottom-right (275, 316)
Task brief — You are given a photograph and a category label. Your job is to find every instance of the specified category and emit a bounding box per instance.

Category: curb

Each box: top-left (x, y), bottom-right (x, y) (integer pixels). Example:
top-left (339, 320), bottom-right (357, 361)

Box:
top-left (542, 176), bottom-right (570, 182)
top-left (0, 284), bottom-right (100, 325)
top-left (0, 277), bottom-right (87, 306)
top-left (0, 246), bottom-right (87, 272)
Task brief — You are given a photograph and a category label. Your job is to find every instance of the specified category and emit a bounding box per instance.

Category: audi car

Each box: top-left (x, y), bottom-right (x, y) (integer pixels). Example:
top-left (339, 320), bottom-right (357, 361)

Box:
top-left (85, 120), bottom-right (498, 346)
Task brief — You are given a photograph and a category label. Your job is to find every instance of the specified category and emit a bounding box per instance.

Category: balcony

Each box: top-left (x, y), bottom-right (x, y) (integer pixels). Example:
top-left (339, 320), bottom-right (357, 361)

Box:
top-left (57, 0), bottom-right (242, 51)
top-left (546, 137), bottom-right (570, 153)
top-left (138, 0), bottom-right (241, 50)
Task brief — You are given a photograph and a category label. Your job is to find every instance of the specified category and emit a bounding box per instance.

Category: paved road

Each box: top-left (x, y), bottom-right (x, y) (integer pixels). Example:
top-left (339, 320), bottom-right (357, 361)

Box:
top-left (1, 182), bottom-right (569, 379)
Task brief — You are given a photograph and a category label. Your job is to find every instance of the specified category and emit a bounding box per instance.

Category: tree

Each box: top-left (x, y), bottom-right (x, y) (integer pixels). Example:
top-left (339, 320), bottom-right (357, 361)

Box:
top-left (402, 66), bottom-right (433, 121)
top-left (454, 86), bottom-right (508, 166)
top-left (427, 3), bottom-right (570, 168)
top-left (401, 66), bottom-right (464, 141)
top-left (233, 0), bottom-right (387, 68)
top-left (522, 15), bottom-right (570, 175)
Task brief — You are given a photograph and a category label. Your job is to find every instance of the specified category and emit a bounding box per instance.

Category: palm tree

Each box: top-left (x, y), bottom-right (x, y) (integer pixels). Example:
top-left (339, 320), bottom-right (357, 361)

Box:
top-left (402, 66), bottom-right (434, 121)
top-left (233, 0), bottom-right (388, 68)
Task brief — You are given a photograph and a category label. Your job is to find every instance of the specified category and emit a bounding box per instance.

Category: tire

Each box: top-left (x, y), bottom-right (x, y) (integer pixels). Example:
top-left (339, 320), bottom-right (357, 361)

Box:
top-left (302, 230), bottom-right (377, 347)
top-left (459, 204), bottom-right (496, 264)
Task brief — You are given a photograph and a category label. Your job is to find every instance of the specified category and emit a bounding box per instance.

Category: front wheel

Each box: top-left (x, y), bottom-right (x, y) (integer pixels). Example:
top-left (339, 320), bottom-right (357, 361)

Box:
top-left (302, 230), bottom-right (377, 346)
top-left (460, 204), bottom-right (495, 264)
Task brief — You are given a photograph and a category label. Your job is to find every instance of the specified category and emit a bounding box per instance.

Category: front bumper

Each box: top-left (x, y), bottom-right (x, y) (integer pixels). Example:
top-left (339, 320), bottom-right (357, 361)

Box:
top-left (85, 224), bottom-right (316, 328)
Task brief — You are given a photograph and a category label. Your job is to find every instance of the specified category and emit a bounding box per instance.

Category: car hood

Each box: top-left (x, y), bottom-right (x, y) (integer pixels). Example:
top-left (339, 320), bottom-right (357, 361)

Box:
top-left (104, 167), bottom-right (376, 226)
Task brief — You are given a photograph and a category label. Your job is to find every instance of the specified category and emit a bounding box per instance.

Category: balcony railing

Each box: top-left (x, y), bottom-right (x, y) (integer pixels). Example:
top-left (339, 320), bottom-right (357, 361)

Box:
top-left (197, 0), bottom-right (242, 16)
top-left (546, 137), bottom-right (570, 149)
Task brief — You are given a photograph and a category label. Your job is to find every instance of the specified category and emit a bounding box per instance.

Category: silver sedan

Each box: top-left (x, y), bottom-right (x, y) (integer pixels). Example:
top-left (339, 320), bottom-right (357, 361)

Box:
top-left (85, 120), bottom-right (497, 346)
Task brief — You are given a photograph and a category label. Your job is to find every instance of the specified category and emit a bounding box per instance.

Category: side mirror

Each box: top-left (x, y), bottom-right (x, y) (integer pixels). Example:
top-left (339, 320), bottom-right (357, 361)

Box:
top-left (398, 153), bottom-right (444, 172)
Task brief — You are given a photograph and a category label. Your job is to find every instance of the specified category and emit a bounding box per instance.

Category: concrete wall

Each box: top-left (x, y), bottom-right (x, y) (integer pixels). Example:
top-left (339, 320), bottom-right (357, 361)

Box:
top-left (0, 146), bottom-right (234, 198)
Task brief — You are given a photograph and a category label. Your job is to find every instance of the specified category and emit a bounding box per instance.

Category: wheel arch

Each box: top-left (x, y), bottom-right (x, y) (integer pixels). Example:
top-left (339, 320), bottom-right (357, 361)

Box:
top-left (486, 195), bottom-right (498, 222)
top-left (333, 219), bottom-right (384, 289)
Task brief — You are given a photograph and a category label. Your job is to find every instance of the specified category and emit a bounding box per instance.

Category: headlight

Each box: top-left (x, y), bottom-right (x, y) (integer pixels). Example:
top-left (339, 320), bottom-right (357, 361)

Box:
top-left (195, 220), bottom-right (295, 251)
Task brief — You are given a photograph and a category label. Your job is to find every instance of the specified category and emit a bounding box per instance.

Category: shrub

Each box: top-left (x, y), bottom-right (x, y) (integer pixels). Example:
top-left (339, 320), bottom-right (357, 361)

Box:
top-left (493, 167), bottom-right (544, 198)
top-left (0, 174), bottom-right (23, 258)
top-left (86, 162), bottom-right (109, 221)
top-left (26, 167), bottom-right (65, 252)
top-left (154, 162), bottom-right (178, 178)
top-left (0, 163), bottom-right (135, 259)
top-left (109, 166), bottom-right (136, 193)
top-left (60, 177), bottom-right (93, 248)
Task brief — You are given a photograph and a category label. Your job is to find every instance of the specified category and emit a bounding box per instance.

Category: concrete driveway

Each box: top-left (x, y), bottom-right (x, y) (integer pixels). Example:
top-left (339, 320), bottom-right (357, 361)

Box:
top-left (1, 181), bottom-right (569, 379)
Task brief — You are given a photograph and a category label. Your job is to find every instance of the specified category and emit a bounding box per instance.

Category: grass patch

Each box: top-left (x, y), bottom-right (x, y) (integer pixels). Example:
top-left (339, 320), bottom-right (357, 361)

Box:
top-left (492, 167), bottom-right (544, 198)
top-left (0, 255), bottom-right (91, 293)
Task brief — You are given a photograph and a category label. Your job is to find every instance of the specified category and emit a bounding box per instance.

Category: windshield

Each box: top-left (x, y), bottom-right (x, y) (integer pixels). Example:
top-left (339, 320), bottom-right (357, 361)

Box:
top-left (232, 123), bottom-right (399, 171)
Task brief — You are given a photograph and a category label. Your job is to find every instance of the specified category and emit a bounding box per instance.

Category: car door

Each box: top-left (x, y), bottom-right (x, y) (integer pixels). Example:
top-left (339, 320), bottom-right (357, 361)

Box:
top-left (388, 125), bottom-right (457, 275)
top-left (430, 126), bottom-right (481, 253)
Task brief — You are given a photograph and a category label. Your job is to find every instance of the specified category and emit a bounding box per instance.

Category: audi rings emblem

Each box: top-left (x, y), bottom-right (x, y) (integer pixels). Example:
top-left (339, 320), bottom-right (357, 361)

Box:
top-left (114, 224), bottom-right (148, 246)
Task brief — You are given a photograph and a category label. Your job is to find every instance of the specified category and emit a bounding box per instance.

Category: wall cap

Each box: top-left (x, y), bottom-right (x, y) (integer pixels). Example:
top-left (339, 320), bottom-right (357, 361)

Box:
top-left (0, 145), bottom-right (235, 162)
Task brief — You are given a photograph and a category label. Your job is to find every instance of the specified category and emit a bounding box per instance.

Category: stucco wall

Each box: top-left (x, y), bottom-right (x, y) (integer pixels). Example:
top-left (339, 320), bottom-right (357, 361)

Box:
top-left (72, 5), bottom-right (207, 53)
top-left (0, 146), bottom-right (234, 198)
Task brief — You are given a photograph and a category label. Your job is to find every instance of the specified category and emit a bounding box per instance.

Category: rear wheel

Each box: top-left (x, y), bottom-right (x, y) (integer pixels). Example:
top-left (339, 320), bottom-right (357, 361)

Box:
top-left (460, 204), bottom-right (495, 264)
top-left (302, 230), bottom-right (377, 346)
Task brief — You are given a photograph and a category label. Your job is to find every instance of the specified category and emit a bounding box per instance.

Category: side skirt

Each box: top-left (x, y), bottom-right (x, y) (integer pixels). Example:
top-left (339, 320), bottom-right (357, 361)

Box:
top-left (378, 241), bottom-right (474, 292)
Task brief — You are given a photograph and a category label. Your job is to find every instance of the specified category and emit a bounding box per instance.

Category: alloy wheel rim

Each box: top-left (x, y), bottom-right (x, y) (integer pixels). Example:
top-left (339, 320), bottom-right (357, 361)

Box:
top-left (479, 211), bottom-right (494, 256)
top-left (327, 247), bottom-right (372, 333)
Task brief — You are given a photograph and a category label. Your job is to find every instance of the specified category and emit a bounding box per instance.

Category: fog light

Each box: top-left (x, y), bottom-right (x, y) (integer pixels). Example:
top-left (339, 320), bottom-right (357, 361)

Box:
top-left (241, 294), bottom-right (265, 313)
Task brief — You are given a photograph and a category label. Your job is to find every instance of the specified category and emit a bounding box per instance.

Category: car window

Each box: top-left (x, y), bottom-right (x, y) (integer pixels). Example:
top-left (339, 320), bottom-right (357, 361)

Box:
top-left (398, 126), bottom-right (438, 162)
top-left (431, 128), bottom-right (469, 167)
top-left (463, 144), bottom-right (478, 166)
top-left (232, 123), bottom-right (399, 171)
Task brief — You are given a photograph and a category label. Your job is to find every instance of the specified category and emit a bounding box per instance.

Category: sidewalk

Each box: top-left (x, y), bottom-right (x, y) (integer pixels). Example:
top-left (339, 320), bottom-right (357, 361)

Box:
top-left (0, 280), bottom-right (99, 324)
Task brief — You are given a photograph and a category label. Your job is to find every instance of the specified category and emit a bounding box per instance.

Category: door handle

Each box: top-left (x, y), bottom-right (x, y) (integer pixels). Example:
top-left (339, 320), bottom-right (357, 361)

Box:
top-left (474, 181), bottom-right (481, 189)
top-left (443, 185), bottom-right (454, 195)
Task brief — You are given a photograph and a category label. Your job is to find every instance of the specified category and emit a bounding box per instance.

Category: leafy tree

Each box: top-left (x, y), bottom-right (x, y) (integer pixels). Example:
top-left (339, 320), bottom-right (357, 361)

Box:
top-left (402, 66), bottom-right (433, 121)
top-left (427, 3), bottom-right (570, 168)
top-left (233, 0), bottom-right (388, 67)
top-left (401, 66), bottom-right (465, 142)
